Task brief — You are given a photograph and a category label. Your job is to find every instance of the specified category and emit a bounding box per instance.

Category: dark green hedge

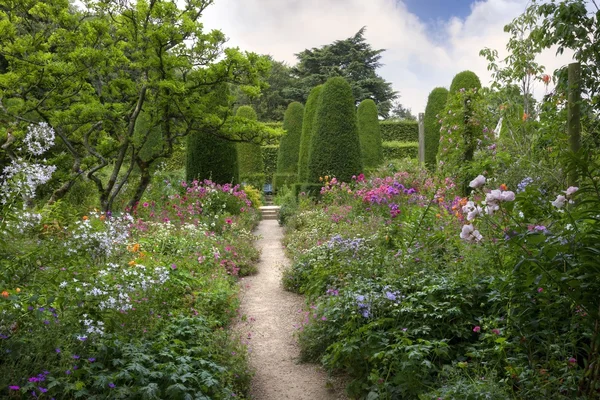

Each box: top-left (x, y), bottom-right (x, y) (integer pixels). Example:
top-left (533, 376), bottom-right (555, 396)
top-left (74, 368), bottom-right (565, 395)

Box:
top-left (185, 132), bottom-right (238, 184)
top-left (449, 70), bottom-right (482, 94)
top-left (357, 99), bottom-right (383, 169)
top-left (273, 173), bottom-right (297, 192)
top-left (382, 141), bottom-right (419, 160)
top-left (297, 85), bottom-right (323, 183)
top-left (308, 77), bottom-right (362, 183)
top-left (276, 102), bottom-right (304, 179)
top-left (424, 87), bottom-right (449, 170)
top-left (239, 173), bottom-right (266, 189)
top-left (236, 106), bottom-right (264, 185)
top-left (262, 144), bottom-right (278, 183)
top-left (380, 121), bottom-right (418, 142)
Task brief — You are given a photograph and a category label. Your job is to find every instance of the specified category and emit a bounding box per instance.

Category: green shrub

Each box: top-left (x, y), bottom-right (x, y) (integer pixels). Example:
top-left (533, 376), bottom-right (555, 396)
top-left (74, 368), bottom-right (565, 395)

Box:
top-left (308, 77), bottom-right (362, 183)
top-left (424, 87), bottom-right (449, 170)
top-left (298, 85), bottom-right (323, 183)
top-left (236, 106), bottom-right (264, 187)
top-left (273, 172), bottom-right (296, 192)
top-left (357, 99), bottom-right (383, 169)
top-left (263, 122), bottom-right (283, 145)
top-left (382, 141), bottom-right (419, 160)
top-left (185, 132), bottom-right (238, 184)
top-left (275, 102), bottom-right (304, 186)
top-left (380, 121), bottom-right (418, 142)
top-left (262, 144), bottom-right (279, 183)
top-left (449, 70), bottom-right (482, 94)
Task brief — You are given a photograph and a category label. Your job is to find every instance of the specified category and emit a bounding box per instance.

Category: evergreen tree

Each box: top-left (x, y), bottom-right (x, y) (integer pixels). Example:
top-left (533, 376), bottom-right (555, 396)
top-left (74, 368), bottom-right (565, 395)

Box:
top-left (424, 87), bottom-right (449, 170)
top-left (297, 85), bottom-right (323, 183)
top-left (357, 99), bottom-right (383, 169)
top-left (308, 77), bottom-right (362, 183)
top-left (449, 70), bottom-right (482, 94)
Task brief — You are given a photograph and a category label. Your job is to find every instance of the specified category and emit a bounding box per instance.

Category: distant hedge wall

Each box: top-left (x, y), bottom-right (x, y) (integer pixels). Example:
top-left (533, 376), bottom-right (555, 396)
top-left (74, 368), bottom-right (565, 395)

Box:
top-left (382, 141), bottom-right (419, 160)
top-left (380, 121), bottom-right (419, 142)
top-left (262, 144), bottom-right (278, 183)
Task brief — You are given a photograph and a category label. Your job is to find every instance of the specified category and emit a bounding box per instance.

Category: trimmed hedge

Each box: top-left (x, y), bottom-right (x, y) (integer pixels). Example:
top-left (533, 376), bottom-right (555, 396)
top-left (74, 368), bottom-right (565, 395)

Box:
top-left (424, 87), bottom-right (449, 170)
top-left (449, 70), bottom-right (482, 94)
top-left (273, 173), bottom-right (297, 192)
top-left (380, 121), bottom-right (418, 142)
top-left (185, 132), bottom-right (238, 184)
top-left (382, 141), bottom-right (419, 160)
top-left (308, 77), bottom-right (362, 183)
top-left (262, 144), bottom-right (278, 183)
top-left (357, 99), bottom-right (383, 169)
top-left (236, 106), bottom-right (265, 188)
top-left (276, 102), bottom-right (304, 181)
top-left (297, 85), bottom-right (323, 183)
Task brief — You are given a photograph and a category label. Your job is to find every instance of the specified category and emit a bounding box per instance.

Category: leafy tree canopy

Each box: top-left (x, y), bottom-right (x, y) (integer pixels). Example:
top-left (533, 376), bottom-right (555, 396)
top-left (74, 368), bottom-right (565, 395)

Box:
top-left (291, 27), bottom-right (397, 118)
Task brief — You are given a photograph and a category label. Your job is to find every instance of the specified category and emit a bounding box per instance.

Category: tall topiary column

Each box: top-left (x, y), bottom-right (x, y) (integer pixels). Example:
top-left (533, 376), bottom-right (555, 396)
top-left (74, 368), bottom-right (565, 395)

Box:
top-left (297, 85), bottom-right (323, 184)
top-left (274, 102), bottom-right (304, 190)
top-left (357, 99), bottom-right (383, 170)
top-left (235, 105), bottom-right (265, 188)
top-left (423, 87), bottom-right (449, 170)
top-left (308, 77), bottom-right (362, 183)
top-left (449, 70), bottom-right (482, 94)
top-left (186, 132), bottom-right (239, 184)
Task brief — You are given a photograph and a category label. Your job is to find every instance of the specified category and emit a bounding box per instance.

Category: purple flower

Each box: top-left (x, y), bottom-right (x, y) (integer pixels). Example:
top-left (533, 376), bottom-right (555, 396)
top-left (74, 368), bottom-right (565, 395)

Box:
top-left (65, 370), bottom-right (71, 375)
top-left (108, 383), bottom-right (116, 388)
top-left (38, 387), bottom-right (48, 393)
top-left (55, 348), bottom-right (61, 353)
top-left (9, 385), bottom-right (20, 390)
top-left (72, 355), bottom-right (80, 360)
top-left (385, 291), bottom-right (397, 301)
top-left (88, 357), bottom-right (96, 362)
top-left (28, 377), bottom-right (40, 383)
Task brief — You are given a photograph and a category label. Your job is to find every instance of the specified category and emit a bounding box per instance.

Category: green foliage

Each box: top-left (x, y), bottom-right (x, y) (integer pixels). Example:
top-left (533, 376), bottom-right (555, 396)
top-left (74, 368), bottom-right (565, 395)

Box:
top-left (297, 85), bottom-right (323, 184)
top-left (292, 27), bottom-right (397, 118)
top-left (308, 77), bottom-right (363, 183)
top-left (382, 141), bottom-right (419, 161)
top-left (449, 70), bottom-right (482, 94)
top-left (0, 0), bottom-right (271, 211)
top-left (275, 102), bottom-right (304, 186)
top-left (262, 144), bottom-right (279, 183)
top-left (424, 87), bottom-right (449, 169)
top-left (273, 173), bottom-right (297, 192)
top-left (235, 106), bottom-right (265, 187)
top-left (186, 132), bottom-right (239, 184)
top-left (379, 121), bottom-right (419, 142)
top-left (262, 122), bottom-right (284, 145)
top-left (357, 99), bottom-right (384, 169)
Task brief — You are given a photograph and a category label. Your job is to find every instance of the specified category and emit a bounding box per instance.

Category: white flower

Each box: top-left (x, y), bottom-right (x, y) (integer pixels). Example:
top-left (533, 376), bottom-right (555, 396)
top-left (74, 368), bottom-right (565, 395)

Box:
top-left (59, 281), bottom-right (68, 288)
top-left (551, 195), bottom-right (567, 209)
top-left (469, 175), bottom-right (486, 189)
top-left (460, 224), bottom-right (483, 242)
top-left (467, 206), bottom-right (483, 221)
top-left (500, 191), bottom-right (515, 202)
top-left (565, 186), bottom-right (579, 197)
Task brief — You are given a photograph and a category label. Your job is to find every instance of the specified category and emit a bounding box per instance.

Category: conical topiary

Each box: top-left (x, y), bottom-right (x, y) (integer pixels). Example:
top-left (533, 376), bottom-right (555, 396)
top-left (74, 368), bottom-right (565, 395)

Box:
top-left (423, 87), bottom-right (449, 170)
top-left (357, 99), bottom-right (383, 169)
top-left (274, 102), bottom-right (304, 190)
top-left (297, 85), bottom-right (323, 183)
top-left (308, 77), bottom-right (362, 183)
top-left (235, 105), bottom-right (265, 188)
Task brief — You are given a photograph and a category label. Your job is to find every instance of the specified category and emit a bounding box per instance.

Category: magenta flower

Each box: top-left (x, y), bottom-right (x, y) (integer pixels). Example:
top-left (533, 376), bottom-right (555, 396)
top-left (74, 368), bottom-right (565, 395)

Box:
top-left (9, 385), bottom-right (20, 390)
top-left (473, 326), bottom-right (481, 333)
top-left (538, 287), bottom-right (543, 293)
top-left (569, 357), bottom-right (577, 364)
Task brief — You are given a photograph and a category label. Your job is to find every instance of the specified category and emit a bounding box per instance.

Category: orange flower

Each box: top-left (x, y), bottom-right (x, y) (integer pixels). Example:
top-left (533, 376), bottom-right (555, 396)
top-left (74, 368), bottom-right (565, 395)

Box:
top-left (522, 113), bottom-right (528, 121)
top-left (82, 216), bottom-right (89, 221)
top-left (128, 260), bottom-right (136, 266)
top-left (438, 197), bottom-right (444, 203)
top-left (1, 291), bottom-right (8, 298)
top-left (541, 74), bottom-right (551, 85)
top-left (460, 197), bottom-right (468, 206)
top-left (436, 213), bottom-right (441, 218)
top-left (500, 184), bottom-right (508, 191)
top-left (99, 215), bottom-right (106, 221)
top-left (132, 243), bottom-right (140, 253)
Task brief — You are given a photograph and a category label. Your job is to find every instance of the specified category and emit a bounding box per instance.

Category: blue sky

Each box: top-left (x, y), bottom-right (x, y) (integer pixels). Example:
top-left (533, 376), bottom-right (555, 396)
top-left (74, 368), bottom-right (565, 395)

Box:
top-left (403, 0), bottom-right (474, 22)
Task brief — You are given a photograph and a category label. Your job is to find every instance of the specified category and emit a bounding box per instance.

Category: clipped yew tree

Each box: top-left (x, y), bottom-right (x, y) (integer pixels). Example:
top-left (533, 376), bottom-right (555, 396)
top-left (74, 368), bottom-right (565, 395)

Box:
top-left (274, 102), bottom-right (304, 190)
top-left (357, 99), bottom-right (383, 169)
top-left (297, 85), bottom-right (323, 183)
top-left (308, 77), bottom-right (362, 183)
top-left (235, 105), bottom-right (265, 188)
top-left (449, 70), bottom-right (482, 94)
top-left (186, 132), bottom-right (239, 184)
top-left (423, 87), bottom-right (449, 170)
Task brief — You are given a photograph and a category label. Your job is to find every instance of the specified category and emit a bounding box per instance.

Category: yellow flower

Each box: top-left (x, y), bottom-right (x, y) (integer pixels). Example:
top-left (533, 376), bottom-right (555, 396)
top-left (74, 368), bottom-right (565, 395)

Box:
top-left (128, 260), bottom-right (136, 266)
top-left (16, 288), bottom-right (20, 293)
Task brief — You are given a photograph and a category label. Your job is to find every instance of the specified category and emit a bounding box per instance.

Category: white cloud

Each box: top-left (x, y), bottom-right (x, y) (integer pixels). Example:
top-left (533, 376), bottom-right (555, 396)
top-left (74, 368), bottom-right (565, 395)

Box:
top-left (202, 0), bottom-right (573, 114)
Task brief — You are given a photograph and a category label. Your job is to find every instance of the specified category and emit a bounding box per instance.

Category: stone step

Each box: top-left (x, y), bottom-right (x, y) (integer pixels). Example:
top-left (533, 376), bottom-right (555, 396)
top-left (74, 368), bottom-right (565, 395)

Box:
top-left (259, 205), bottom-right (280, 221)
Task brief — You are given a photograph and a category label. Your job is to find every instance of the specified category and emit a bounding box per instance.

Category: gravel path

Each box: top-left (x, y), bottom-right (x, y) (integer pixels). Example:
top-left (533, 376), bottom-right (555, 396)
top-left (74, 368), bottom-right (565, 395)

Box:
top-left (238, 219), bottom-right (347, 400)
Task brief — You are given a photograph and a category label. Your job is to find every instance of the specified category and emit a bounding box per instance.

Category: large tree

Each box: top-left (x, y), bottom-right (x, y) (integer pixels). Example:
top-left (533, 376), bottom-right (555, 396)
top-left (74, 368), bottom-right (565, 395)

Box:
top-left (0, 0), bottom-right (271, 211)
top-left (291, 27), bottom-right (397, 118)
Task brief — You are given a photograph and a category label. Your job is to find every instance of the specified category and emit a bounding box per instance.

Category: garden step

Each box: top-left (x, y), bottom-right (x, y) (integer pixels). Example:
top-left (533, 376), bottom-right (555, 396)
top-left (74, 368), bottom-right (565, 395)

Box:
top-left (259, 206), bottom-right (280, 220)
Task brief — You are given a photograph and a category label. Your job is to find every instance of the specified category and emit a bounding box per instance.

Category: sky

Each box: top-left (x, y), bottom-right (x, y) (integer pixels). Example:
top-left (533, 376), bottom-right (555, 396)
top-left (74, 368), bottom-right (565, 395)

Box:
top-left (201, 0), bottom-right (574, 115)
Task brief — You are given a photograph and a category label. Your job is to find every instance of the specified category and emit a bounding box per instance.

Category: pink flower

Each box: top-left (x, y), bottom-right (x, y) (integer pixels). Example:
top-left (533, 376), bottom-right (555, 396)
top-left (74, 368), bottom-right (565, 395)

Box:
top-left (143, 202), bottom-right (149, 207)
top-left (565, 186), bottom-right (578, 197)
top-left (492, 329), bottom-right (500, 335)
top-left (537, 287), bottom-right (543, 293)
top-left (225, 218), bottom-right (232, 224)
top-left (569, 357), bottom-right (577, 364)
top-left (473, 325), bottom-right (481, 333)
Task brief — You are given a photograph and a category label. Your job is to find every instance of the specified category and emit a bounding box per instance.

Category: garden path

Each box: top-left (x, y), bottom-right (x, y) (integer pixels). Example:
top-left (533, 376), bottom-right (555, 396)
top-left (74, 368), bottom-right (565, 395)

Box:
top-left (238, 219), bottom-right (346, 400)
